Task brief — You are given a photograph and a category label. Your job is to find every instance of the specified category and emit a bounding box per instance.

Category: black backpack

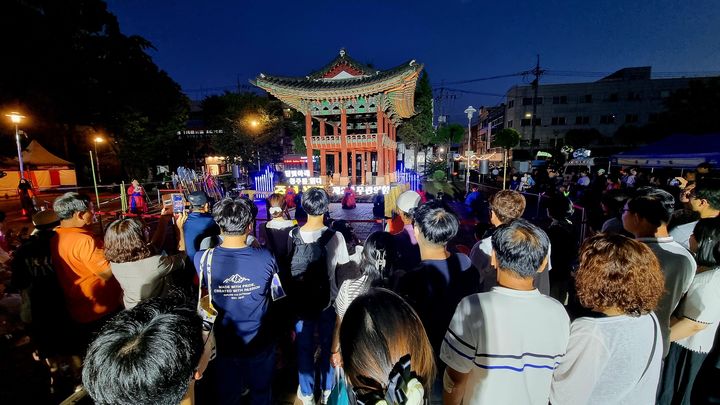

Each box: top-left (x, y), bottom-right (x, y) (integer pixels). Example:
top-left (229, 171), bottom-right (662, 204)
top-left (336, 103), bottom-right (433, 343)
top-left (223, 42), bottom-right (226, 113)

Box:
top-left (288, 227), bottom-right (335, 318)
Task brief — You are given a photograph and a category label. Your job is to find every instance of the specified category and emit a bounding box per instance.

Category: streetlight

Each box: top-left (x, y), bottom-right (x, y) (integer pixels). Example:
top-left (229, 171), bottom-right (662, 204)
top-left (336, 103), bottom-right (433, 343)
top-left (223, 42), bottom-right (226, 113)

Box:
top-left (93, 136), bottom-right (104, 183)
top-left (464, 105), bottom-right (476, 193)
top-left (5, 112), bottom-right (26, 179)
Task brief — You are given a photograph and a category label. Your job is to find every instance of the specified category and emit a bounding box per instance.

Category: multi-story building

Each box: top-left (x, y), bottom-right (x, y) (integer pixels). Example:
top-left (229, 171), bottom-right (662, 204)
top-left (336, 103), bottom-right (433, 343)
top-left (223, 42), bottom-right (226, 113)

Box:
top-left (504, 67), bottom-right (698, 149)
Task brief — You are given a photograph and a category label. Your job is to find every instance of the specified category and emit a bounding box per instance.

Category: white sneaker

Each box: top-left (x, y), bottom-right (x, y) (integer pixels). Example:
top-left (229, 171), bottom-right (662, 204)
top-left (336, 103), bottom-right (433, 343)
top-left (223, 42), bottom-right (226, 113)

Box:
top-left (321, 389), bottom-right (332, 404)
top-left (297, 386), bottom-right (315, 405)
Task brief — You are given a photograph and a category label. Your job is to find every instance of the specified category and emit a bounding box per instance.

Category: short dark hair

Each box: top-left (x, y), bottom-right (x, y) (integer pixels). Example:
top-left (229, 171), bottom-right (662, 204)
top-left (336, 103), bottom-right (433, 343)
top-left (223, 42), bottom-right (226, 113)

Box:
top-left (491, 219), bottom-right (549, 278)
top-left (694, 178), bottom-right (720, 211)
top-left (53, 192), bottom-right (91, 220)
top-left (104, 218), bottom-right (153, 263)
top-left (412, 200), bottom-right (458, 246)
top-left (302, 188), bottom-right (329, 216)
top-left (693, 217), bottom-right (720, 267)
top-left (82, 292), bottom-right (203, 405)
top-left (212, 197), bottom-right (254, 235)
top-left (601, 189), bottom-right (630, 218)
top-left (627, 187), bottom-right (675, 227)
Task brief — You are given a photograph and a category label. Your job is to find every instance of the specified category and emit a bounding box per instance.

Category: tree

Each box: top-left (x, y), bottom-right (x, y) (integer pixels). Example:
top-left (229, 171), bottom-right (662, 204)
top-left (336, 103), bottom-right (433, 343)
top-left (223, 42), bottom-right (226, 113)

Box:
top-left (492, 128), bottom-right (520, 189)
top-left (397, 71), bottom-right (433, 170)
top-left (1, 0), bottom-right (189, 181)
top-left (434, 123), bottom-right (466, 177)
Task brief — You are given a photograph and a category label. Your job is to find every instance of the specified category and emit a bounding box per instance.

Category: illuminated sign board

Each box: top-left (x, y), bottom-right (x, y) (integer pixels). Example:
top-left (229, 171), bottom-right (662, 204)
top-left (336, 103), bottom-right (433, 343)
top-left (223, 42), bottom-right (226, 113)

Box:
top-left (285, 169), bottom-right (322, 186)
top-left (332, 185), bottom-right (390, 196)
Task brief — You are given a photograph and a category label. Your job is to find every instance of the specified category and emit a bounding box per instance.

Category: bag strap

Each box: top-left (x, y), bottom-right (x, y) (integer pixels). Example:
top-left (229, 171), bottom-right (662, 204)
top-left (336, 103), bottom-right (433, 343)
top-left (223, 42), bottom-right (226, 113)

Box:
top-left (198, 248), bottom-right (216, 311)
top-left (317, 228), bottom-right (336, 247)
top-left (638, 313), bottom-right (658, 383)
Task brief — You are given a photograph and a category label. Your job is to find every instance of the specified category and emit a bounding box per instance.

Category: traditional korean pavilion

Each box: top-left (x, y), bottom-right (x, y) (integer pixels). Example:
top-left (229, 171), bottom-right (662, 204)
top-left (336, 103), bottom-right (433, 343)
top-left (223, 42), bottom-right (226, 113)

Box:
top-left (253, 49), bottom-right (423, 185)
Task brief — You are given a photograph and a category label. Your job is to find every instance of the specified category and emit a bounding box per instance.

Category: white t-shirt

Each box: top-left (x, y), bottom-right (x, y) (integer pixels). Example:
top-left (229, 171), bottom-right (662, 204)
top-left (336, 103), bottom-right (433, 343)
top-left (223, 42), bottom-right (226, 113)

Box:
top-left (550, 313), bottom-right (662, 405)
top-left (299, 226), bottom-right (350, 299)
top-left (676, 267), bottom-right (720, 353)
top-left (335, 274), bottom-right (369, 320)
top-left (440, 287), bottom-right (570, 405)
top-left (638, 237), bottom-right (696, 356)
top-left (668, 220), bottom-right (697, 251)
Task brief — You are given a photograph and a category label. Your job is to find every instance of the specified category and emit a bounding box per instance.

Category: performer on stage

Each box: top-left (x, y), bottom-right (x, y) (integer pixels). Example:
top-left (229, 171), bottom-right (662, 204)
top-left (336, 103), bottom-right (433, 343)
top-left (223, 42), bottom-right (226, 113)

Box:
top-left (127, 179), bottom-right (148, 214)
top-left (341, 183), bottom-right (356, 209)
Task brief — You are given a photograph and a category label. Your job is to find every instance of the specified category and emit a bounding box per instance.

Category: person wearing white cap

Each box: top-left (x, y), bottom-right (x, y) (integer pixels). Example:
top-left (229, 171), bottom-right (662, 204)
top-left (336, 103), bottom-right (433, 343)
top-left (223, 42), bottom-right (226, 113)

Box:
top-left (390, 191), bottom-right (422, 272)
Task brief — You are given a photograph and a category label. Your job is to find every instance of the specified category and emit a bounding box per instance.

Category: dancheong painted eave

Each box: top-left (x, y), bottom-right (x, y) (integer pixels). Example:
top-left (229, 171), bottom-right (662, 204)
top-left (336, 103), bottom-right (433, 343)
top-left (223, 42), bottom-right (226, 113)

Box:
top-left (251, 49), bottom-right (423, 119)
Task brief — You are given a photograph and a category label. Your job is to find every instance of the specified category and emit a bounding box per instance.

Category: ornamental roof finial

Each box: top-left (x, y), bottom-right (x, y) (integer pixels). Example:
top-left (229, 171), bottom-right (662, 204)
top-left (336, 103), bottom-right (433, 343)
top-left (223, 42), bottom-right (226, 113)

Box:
top-left (339, 48), bottom-right (346, 57)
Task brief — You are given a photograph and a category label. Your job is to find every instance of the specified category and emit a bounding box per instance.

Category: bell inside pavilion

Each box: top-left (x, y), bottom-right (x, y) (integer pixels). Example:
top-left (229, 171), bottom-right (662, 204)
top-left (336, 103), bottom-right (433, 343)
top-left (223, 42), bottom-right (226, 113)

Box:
top-left (253, 49), bottom-right (423, 186)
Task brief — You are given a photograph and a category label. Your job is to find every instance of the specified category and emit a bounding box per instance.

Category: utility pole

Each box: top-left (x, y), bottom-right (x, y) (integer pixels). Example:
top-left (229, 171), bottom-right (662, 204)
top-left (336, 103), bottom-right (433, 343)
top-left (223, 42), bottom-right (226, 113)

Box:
top-left (530, 55), bottom-right (544, 157)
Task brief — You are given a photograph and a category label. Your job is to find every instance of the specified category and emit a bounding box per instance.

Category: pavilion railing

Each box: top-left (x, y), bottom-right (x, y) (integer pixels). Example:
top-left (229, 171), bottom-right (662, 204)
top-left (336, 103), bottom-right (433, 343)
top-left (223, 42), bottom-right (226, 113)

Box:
top-left (308, 133), bottom-right (388, 148)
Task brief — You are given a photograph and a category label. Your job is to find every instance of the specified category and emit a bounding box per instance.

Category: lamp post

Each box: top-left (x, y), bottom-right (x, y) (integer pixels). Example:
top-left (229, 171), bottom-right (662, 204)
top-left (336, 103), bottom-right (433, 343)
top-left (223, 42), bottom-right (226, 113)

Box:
top-left (5, 112), bottom-right (26, 179)
top-left (93, 136), bottom-right (104, 183)
top-left (464, 105), bottom-right (476, 193)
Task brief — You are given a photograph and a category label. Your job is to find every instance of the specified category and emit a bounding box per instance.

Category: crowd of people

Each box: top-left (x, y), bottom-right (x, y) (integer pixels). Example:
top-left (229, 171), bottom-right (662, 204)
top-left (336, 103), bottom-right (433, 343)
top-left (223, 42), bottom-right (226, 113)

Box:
top-left (0, 162), bottom-right (719, 405)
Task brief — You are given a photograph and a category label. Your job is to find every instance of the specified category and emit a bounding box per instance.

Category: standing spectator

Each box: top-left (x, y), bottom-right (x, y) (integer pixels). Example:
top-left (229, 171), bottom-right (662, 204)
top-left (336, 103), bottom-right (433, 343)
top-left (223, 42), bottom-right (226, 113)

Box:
top-left (104, 214), bottom-right (187, 309)
top-left (82, 292), bottom-right (208, 405)
top-left (670, 177), bottom-right (720, 250)
top-left (18, 178), bottom-right (36, 216)
top-left (10, 210), bottom-right (68, 359)
top-left (0, 211), bottom-right (9, 264)
top-left (545, 194), bottom-right (578, 304)
top-left (340, 288), bottom-right (436, 403)
top-left (183, 191), bottom-right (220, 272)
top-left (659, 217), bottom-right (720, 405)
top-left (441, 219), bottom-right (569, 405)
top-left (576, 171), bottom-right (590, 187)
top-left (127, 179), bottom-right (148, 214)
top-left (289, 188), bottom-right (349, 404)
top-left (330, 231), bottom-right (394, 368)
top-left (262, 193), bottom-right (297, 277)
top-left (395, 200), bottom-right (480, 355)
top-left (550, 234), bottom-right (664, 404)
top-left (390, 190), bottom-right (422, 272)
top-left (622, 187), bottom-right (696, 357)
top-left (625, 168), bottom-right (638, 188)
top-left (599, 189), bottom-right (631, 235)
top-left (469, 190), bottom-right (551, 294)
top-left (372, 189), bottom-right (385, 218)
top-left (294, 187), bottom-right (307, 221)
top-left (194, 197), bottom-right (278, 405)
top-left (51, 192), bottom-right (122, 351)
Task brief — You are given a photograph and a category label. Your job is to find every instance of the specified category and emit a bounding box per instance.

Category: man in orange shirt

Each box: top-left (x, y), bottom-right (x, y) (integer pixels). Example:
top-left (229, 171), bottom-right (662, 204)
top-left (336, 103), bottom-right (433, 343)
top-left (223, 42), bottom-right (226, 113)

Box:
top-left (52, 192), bottom-right (122, 351)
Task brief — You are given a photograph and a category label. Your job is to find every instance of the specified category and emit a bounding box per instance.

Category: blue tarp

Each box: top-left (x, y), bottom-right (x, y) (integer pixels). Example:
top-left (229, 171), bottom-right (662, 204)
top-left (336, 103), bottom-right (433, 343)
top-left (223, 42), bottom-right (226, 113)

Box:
top-left (612, 134), bottom-right (720, 169)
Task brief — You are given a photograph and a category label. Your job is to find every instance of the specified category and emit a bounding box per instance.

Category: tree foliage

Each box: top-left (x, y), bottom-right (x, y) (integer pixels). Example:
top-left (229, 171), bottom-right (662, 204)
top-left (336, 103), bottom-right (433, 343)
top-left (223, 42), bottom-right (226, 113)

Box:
top-left (397, 71), bottom-right (434, 168)
top-left (492, 128), bottom-right (521, 150)
top-left (435, 124), bottom-right (466, 145)
top-left (203, 92), bottom-right (288, 168)
top-left (1, 0), bottom-right (189, 180)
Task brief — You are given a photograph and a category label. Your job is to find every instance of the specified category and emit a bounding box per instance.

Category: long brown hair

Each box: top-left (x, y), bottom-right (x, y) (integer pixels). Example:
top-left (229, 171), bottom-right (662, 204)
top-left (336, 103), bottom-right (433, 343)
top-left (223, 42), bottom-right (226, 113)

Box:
top-left (340, 288), bottom-right (436, 397)
top-left (104, 218), bottom-right (153, 263)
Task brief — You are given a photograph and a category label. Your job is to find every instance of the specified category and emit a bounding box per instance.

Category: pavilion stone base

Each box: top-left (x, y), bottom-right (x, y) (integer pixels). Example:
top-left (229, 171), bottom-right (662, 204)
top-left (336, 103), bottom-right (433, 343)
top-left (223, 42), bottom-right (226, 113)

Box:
top-left (339, 176), bottom-right (349, 186)
top-left (365, 171), bottom-right (373, 185)
top-left (332, 173), bottom-right (341, 184)
top-left (375, 176), bottom-right (386, 185)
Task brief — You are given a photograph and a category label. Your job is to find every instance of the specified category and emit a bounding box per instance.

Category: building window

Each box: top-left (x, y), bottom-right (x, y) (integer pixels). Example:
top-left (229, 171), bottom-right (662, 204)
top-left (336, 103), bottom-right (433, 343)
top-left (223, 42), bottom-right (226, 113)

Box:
top-left (522, 97), bottom-right (533, 106)
top-left (521, 118), bottom-right (531, 127)
top-left (551, 116), bottom-right (566, 125)
top-left (648, 112), bottom-right (661, 122)
top-left (660, 90), bottom-right (671, 98)
top-left (535, 97), bottom-right (543, 105)
top-left (575, 116), bottom-right (590, 125)
top-left (507, 120), bottom-right (513, 128)
top-left (600, 114), bottom-right (616, 124)
top-left (534, 118), bottom-right (541, 126)
top-left (608, 93), bottom-right (619, 102)
top-left (625, 114), bottom-right (639, 124)
top-left (508, 99), bottom-right (514, 108)
top-left (580, 94), bottom-right (593, 103)
top-left (552, 96), bottom-right (567, 104)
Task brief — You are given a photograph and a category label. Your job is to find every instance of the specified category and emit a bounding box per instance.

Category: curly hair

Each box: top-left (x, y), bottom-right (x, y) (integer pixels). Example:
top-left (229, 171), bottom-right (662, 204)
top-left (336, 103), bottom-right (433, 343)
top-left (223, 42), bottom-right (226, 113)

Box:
top-left (104, 219), bottom-right (153, 263)
top-left (489, 190), bottom-right (526, 224)
top-left (575, 233), bottom-right (665, 316)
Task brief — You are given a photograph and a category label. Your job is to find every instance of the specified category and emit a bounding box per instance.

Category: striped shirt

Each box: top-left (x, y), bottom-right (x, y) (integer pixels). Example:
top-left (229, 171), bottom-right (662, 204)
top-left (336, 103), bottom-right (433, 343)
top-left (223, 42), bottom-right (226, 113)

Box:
top-left (440, 287), bottom-right (570, 405)
top-left (335, 274), bottom-right (370, 319)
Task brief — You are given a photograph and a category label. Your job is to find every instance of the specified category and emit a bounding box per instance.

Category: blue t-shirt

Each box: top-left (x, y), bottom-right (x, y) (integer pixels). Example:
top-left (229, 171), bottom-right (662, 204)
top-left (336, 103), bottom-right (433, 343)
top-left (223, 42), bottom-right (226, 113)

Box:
top-left (194, 246), bottom-right (277, 355)
top-left (184, 212), bottom-right (220, 265)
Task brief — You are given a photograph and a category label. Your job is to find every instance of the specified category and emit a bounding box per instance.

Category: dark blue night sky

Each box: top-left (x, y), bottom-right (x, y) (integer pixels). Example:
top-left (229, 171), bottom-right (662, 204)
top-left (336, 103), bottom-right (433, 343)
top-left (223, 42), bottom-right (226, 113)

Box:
top-left (107, 0), bottom-right (720, 123)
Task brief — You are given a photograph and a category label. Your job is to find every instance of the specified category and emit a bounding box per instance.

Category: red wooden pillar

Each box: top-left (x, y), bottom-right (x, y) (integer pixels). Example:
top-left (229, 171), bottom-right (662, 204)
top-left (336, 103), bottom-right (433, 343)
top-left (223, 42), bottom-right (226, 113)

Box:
top-left (305, 113), bottom-right (313, 174)
top-left (340, 108), bottom-right (348, 178)
top-left (335, 152), bottom-right (340, 175)
top-left (319, 119), bottom-right (327, 179)
top-left (361, 151), bottom-right (366, 184)
top-left (376, 107), bottom-right (385, 180)
top-left (351, 149), bottom-right (357, 185)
